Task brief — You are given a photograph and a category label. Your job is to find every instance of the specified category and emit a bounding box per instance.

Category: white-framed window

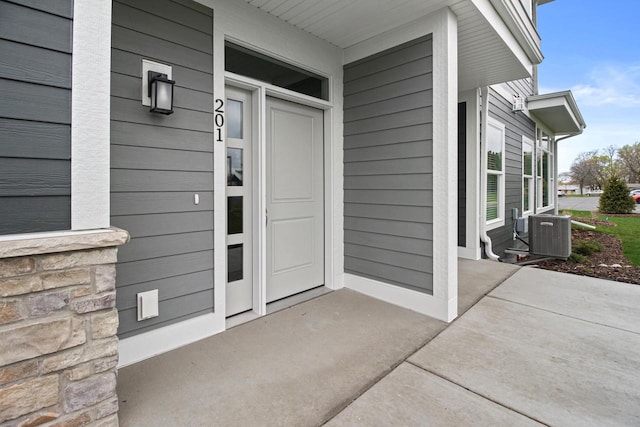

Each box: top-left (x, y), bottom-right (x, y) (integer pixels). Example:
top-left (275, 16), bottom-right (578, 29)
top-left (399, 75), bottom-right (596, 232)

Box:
top-left (486, 117), bottom-right (506, 229)
top-left (522, 136), bottom-right (534, 215)
top-left (536, 129), bottom-right (554, 209)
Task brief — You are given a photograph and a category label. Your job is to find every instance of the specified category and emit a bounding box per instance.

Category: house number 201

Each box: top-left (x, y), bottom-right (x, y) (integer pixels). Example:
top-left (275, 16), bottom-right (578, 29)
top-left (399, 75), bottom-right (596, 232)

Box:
top-left (215, 99), bottom-right (224, 142)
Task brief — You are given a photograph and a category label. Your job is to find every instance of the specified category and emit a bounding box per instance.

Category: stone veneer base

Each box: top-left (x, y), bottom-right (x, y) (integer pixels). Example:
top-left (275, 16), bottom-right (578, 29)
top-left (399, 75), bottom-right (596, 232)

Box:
top-left (0, 228), bottom-right (129, 427)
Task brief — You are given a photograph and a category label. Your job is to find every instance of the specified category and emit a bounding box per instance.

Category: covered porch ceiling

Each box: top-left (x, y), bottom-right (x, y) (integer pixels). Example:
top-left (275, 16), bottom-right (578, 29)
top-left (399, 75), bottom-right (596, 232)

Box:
top-left (244, 0), bottom-right (542, 91)
top-left (528, 91), bottom-right (586, 136)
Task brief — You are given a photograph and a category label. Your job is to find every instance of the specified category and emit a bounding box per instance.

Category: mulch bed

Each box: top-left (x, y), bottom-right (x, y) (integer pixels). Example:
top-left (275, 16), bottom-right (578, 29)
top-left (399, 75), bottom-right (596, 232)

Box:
top-left (533, 227), bottom-right (640, 285)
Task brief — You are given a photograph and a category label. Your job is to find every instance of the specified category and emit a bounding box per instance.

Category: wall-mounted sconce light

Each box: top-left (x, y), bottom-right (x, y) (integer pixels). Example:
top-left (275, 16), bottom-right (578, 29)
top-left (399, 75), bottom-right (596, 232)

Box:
top-left (148, 71), bottom-right (175, 115)
top-left (141, 59), bottom-right (174, 114)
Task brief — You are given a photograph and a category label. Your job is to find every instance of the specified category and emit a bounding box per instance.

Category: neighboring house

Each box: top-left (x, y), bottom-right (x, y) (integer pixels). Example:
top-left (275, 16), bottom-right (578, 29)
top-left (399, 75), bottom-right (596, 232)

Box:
top-left (0, 0), bottom-right (584, 380)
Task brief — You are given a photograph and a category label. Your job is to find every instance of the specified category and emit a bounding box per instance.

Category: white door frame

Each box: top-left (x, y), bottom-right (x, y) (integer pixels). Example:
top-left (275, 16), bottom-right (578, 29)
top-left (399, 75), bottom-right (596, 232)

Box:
top-left (224, 72), bottom-right (336, 317)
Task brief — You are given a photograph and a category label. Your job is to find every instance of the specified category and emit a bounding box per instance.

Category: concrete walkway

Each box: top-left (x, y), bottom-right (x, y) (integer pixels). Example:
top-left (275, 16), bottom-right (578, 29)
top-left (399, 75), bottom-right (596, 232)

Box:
top-left (118, 261), bottom-right (640, 426)
top-left (330, 267), bottom-right (640, 426)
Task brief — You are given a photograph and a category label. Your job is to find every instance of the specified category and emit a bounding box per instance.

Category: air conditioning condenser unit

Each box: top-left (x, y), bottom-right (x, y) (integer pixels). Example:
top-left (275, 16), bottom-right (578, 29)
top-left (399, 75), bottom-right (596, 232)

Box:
top-left (528, 214), bottom-right (571, 259)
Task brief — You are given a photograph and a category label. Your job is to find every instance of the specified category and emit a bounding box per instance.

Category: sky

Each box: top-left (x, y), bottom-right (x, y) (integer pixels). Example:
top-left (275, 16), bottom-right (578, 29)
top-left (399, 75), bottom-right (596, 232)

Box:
top-left (536, 0), bottom-right (640, 174)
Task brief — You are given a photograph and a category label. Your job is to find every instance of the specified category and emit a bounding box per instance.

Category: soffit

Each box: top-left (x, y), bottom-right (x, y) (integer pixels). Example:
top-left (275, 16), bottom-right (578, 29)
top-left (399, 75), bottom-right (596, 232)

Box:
top-left (527, 91), bottom-right (586, 136)
top-left (245, 0), bottom-right (535, 90)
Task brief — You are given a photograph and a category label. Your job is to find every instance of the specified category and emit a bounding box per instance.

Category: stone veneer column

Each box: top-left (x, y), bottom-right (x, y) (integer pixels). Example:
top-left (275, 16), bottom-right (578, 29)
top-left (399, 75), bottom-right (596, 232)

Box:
top-left (0, 228), bottom-right (129, 427)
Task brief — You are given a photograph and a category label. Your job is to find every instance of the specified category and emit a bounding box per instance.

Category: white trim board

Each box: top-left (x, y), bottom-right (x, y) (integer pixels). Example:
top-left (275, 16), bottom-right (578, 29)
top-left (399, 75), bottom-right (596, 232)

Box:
top-left (458, 89), bottom-right (481, 260)
top-left (71, 0), bottom-right (111, 230)
top-left (344, 274), bottom-right (456, 322)
top-left (430, 7), bottom-right (459, 322)
top-left (118, 313), bottom-right (225, 367)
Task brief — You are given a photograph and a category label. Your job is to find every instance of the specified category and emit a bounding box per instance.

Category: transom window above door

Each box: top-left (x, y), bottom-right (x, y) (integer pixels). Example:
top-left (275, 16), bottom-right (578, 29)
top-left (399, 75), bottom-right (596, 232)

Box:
top-left (225, 41), bottom-right (329, 100)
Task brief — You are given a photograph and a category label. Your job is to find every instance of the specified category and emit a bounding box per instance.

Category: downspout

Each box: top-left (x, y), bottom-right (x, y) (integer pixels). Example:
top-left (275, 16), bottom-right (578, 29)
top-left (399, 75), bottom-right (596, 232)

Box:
top-left (553, 129), bottom-right (584, 213)
top-left (479, 87), bottom-right (500, 260)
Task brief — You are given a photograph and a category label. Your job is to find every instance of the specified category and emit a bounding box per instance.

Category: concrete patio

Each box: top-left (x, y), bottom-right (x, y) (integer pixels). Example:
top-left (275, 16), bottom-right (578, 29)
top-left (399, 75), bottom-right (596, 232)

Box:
top-left (117, 260), bottom-right (640, 426)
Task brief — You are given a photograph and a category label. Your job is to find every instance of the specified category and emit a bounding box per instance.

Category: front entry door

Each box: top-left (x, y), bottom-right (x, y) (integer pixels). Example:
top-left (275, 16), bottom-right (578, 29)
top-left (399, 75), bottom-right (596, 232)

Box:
top-left (266, 97), bottom-right (324, 303)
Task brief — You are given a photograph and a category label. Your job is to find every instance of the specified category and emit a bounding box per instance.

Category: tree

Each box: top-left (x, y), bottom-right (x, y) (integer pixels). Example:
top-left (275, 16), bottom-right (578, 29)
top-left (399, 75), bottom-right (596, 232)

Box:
top-left (569, 150), bottom-right (598, 194)
top-left (599, 176), bottom-right (635, 214)
top-left (587, 145), bottom-right (622, 189)
top-left (617, 142), bottom-right (640, 183)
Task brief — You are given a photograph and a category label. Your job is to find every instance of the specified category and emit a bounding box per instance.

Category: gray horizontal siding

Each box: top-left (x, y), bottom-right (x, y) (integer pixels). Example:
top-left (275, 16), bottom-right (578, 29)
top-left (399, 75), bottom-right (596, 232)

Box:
top-left (0, 119), bottom-right (70, 159)
top-left (344, 204), bottom-right (433, 225)
top-left (7, 0), bottom-right (73, 18)
top-left (0, 196), bottom-right (70, 234)
top-left (486, 88), bottom-right (535, 256)
top-left (112, 25), bottom-right (212, 74)
top-left (0, 158), bottom-right (70, 196)
top-left (344, 35), bottom-right (434, 295)
top-left (111, 49), bottom-right (213, 94)
top-left (503, 78), bottom-right (534, 98)
top-left (0, 1), bottom-right (72, 52)
top-left (0, 79), bottom-right (71, 123)
top-left (0, 0), bottom-right (72, 235)
top-left (0, 39), bottom-right (71, 88)
top-left (111, 0), bottom-right (215, 337)
top-left (112, 212), bottom-right (214, 239)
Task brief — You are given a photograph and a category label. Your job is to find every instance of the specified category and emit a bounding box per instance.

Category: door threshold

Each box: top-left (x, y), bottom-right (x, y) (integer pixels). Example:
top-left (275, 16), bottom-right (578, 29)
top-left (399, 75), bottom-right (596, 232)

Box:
top-left (226, 310), bottom-right (260, 329)
top-left (266, 286), bottom-right (332, 315)
top-left (225, 286), bottom-right (332, 330)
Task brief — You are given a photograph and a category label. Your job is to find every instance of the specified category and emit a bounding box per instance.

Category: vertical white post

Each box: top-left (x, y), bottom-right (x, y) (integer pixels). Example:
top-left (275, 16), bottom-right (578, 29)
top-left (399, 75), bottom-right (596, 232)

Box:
top-left (431, 8), bottom-right (459, 321)
top-left (71, 0), bottom-right (112, 230)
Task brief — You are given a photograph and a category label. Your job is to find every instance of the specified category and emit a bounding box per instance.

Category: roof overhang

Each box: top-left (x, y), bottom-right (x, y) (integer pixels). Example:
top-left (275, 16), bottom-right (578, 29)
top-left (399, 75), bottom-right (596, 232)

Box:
top-left (244, 0), bottom-right (542, 90)
top-left (527, 91), bottom-right (586, 136)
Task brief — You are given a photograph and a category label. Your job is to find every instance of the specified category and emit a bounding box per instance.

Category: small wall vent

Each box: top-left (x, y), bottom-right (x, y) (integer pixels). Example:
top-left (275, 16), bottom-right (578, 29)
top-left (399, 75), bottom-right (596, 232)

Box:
top-left (528, 214), bottom-right (571, 258)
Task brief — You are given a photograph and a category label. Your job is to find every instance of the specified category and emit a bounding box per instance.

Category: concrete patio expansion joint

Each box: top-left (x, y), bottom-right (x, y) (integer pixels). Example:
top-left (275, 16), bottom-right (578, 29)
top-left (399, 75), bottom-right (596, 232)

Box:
top-left (404, 359), bottom-right (551, 426)
top-left (324, 264), bottom-right (523, 424)
top-left (321, 324), bottom-right (453, 425)
top-left (487, 295), bottom-right (640, 336)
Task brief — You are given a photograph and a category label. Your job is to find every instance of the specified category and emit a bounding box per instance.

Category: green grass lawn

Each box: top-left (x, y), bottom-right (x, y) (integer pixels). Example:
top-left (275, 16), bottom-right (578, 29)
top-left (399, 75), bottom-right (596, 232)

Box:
top-left (561, 209), bottom-right (640, 265)
top-left (562, 209), bottom-right (590, 219)
top-left (599, 216), bottom-right (640, 266)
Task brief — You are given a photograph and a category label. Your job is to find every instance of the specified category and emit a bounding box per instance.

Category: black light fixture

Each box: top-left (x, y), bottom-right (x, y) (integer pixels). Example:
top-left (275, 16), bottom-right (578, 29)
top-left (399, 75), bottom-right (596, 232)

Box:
top-left (148, 71), bottom-right (175, 115)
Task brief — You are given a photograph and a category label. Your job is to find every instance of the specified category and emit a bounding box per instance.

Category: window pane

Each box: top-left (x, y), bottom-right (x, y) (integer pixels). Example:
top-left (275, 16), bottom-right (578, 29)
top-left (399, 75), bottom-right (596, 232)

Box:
top-left (523, 177), bottom-right (531, 211)
top-left (227, 148), bottom-right (243, 186)
top-left (523, 143), bottom-right (533, 176)
top-left (537, 150), bottom-right (543, 177)
top-left (540, 133), bottom-right (549, 150)
top-left (487, 124), bottom-right (503, 171)
top-left (227, 197), bottom-right (243, 235)
top-left (487, 174), bottom-right (499, 220)
top-left (227, 99), bottom-right (243, 139)
top-left (225, 42), bottom-right (329, 100)
top-left (543, 152), bottom-right (549, 206)
top-left (228, 244), bottom-right (243, 282)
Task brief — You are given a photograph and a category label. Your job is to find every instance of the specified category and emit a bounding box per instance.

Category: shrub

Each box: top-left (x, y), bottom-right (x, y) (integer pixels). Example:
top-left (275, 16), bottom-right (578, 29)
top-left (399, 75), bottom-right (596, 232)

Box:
top-left (573, 240), bottom-right (603, 256)
top-left (599, 176), bottom-right (635, 214)
top-left (568, 253), bottom-right (588, 264)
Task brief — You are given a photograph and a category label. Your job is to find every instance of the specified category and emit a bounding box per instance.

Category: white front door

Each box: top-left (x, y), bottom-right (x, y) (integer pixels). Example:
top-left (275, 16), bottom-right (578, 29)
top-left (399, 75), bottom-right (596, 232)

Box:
top-left (266, 97), bottom-right (324, 303)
